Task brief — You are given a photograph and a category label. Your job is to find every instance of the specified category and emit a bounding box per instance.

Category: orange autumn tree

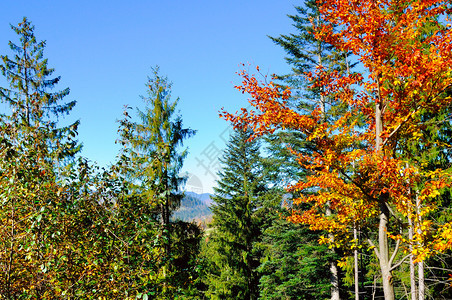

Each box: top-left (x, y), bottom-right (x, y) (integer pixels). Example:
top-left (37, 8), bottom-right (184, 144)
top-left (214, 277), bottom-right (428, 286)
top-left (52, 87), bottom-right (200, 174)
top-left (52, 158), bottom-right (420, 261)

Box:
top-left (222, 1), bottom-right (452, 299)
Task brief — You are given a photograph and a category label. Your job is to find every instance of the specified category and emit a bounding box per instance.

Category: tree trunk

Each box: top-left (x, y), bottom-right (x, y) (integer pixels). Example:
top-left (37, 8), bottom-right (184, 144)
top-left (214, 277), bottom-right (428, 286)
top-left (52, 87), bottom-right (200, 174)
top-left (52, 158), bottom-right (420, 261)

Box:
top-left (416, 193), bottom-right (425, 300)
top-left (354, 224), bottom-right (359, 300)
top-left (162, 163), bottom-right (171, 256)
top-left (378, 200), bottom-right (395, 300)
top-left (375, 90), bottom-right (395, 300)
top-left (327, 204), bottom-right (340, 300)
top-left (317, 43), bottom-right (340, 300)
top-left (330, 259), bottom-right (340, 300)
top-left (407, 183), bottom-right (417, 300)
top-left (418, 261), bottom-right (424, 300)
top-left (408, 215), bottom-right (417, 300)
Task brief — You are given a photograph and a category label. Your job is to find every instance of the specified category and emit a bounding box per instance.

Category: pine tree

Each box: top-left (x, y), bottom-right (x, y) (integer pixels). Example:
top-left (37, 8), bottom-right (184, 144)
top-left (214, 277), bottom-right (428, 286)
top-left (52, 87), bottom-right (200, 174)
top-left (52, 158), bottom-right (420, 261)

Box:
top-left (127, 67), bottom-right (194, 232)
top-left (119, 67), bottom-right (196, 297)
top-left (222, 1), bottom-right (452, 299)
top-left (202, 129), bottom-right (266, 300)
top-left (269, 1), bottom-right (350, 112)
top-left (0, 17), bottom-right (80, 162)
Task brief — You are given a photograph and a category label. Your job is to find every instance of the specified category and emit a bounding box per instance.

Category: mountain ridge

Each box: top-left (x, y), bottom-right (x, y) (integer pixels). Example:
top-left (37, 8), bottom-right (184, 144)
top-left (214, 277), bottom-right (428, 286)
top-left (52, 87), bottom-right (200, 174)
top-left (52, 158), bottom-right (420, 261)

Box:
top-left (172, 191), bottom-right (214, 227)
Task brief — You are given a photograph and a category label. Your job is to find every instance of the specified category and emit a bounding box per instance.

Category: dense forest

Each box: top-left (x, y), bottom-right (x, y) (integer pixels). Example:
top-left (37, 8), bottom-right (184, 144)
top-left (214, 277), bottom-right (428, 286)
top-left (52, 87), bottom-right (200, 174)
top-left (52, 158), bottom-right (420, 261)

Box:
top-left (1, 0), bottom-right (452, 299)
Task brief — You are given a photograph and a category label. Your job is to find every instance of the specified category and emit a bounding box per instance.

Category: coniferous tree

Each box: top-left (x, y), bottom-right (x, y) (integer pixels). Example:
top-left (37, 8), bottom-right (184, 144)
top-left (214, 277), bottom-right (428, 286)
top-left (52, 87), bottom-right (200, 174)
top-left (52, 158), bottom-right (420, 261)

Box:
top-left (269, 1), bottom-right (351, 112)
top-left (118, 68), bottom-right (198, 298)
top-left (126, 67), bottom-right (195, 237)
top-left (223, 1), bottom-right (452, 299)
top-left (0, 17), bottom-right (80, 162)
top-left (273, 6), bottom-right (452, 300)
top-left (202, 129), bottom-right (266, 300)
top-left (257, 214), bottom-right (333, 299)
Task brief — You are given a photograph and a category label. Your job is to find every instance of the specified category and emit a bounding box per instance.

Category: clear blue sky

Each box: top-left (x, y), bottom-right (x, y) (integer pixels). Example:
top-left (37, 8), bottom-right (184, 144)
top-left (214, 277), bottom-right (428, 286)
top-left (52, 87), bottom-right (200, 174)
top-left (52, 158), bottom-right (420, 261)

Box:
top-left (1, 0), bottom-right (297, 193)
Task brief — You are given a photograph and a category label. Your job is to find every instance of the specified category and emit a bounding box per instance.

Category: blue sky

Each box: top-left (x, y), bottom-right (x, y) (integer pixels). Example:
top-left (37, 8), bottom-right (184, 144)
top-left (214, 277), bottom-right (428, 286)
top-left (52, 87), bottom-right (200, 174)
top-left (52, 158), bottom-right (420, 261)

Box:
top-left (1, 0), bottom-right (297, 193)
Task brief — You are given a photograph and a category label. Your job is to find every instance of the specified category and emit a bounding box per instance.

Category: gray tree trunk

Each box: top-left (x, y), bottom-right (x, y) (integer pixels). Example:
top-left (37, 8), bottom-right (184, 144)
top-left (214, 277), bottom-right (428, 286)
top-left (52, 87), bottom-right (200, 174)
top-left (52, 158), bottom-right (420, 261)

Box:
top-left (326, 204), bottom-right (340, 300)
top-left (375, 87), bottom-right (395, 300)
top-left (409, 217), bottom-right (417, 300)
top-left (416, 194), bottom-right (425, 300)
top-left (354, 225), bottom-right (359, 300)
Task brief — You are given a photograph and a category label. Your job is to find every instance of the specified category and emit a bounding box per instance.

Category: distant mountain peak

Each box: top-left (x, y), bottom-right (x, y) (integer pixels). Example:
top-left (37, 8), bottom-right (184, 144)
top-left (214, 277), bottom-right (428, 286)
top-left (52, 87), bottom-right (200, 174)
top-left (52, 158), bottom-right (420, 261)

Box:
top-left (184, 191), bottom-right (214, 206)
top-left (172, 192), bottom-right (213, 226)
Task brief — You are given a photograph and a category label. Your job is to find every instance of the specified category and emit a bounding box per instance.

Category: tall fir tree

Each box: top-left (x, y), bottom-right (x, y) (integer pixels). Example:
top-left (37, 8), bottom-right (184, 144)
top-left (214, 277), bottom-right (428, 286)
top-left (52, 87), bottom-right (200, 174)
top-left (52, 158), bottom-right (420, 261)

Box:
top-left (127, 67), bottom-right (194, 231)
top-left (0, 17), bottom-right (80, 162)
top-left (202, 129), bottom-right (266, 300)
top-left (222, 1), bottom-right (452, 299)
top-left (118, 67), bottom-right (197, 297)
top-left (269, 1), bottom-right (350, 113)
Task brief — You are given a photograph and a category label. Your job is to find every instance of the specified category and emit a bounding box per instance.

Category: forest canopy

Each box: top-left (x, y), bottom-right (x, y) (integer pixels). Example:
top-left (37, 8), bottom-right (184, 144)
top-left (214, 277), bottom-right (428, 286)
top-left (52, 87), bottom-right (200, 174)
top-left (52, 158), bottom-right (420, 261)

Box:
top-left (1, 0), bottom-right (452, 299)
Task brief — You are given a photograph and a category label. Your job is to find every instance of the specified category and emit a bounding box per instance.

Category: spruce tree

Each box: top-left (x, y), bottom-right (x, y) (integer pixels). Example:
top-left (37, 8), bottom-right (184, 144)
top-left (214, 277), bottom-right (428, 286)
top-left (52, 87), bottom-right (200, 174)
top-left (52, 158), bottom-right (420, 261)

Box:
top-left (127, 67), bottom-right (194, 232)
top-left (0, 17), bottom-right (80, 162)
top-left (202, 129), bottom-right (266, 300)
top-left (118, 67), bottom-right (197, 297)
top-left (269, 1), bottom-right (350, 111)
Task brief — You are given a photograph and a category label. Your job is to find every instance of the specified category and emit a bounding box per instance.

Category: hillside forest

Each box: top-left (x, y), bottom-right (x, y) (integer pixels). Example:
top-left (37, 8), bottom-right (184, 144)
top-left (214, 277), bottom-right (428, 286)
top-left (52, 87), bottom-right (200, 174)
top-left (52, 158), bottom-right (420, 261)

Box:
top-left (1, 0), bottom-right (452, 299)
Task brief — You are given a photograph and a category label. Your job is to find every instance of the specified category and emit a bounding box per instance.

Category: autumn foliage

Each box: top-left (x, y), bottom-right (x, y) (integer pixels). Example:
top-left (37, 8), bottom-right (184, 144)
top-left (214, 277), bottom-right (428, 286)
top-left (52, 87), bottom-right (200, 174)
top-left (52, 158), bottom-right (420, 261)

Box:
top-left (222, 0), bottom-right (452, 297)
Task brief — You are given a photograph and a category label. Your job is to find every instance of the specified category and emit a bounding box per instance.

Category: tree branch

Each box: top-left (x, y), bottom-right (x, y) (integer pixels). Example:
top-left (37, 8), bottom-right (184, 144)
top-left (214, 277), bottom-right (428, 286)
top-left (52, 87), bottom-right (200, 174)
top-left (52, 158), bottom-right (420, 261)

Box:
top-left (390, 254), bottom-right (411, 272)
top-left (339, 169), bottom-right (373, 201)
top-left (382, 109), bottom-right (416, 147)
top-left (385, 202), bottom-right (404, 224)
top-left (367, 238), bottom-right (380, 260)
top-left (389, 237), bottom-right (400, 267)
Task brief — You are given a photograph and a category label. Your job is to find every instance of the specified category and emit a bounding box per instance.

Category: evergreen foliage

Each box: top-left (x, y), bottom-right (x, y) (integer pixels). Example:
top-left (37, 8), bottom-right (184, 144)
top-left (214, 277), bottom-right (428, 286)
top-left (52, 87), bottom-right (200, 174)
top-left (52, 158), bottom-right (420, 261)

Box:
top-left (114, 68), bottom-right (200, 298)
top-left (0, 17), bottom-right (81, 298)
top-left (202, 129), bottom-right (266, 299)
top-left (126, 67), bottom-right (195, 221)
top-left (269, 0), bottom-right (351, 112)
top-left (264, 2), bottom-right (355, 299)
top-left (0, 17), bottom-right (80, 162)
top-left (222, 0), bottom-right (452, 299)
top-left (257, 216), bottom-right (332, 299)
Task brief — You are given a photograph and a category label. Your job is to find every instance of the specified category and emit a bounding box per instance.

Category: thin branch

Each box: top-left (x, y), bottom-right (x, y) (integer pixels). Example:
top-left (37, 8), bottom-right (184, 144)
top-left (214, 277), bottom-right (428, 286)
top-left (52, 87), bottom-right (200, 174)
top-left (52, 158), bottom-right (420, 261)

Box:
top-left (385, 202), bottom-right (404, 224)
top-left (389, 237), bottom-right (400, 267)
top-left (367, 238), bottom-right (380, 259)
top-left (427, 82), bottom-right (452, 104)
top-left (390, 254), bottom-right (411, 272)
top-left (382, 109), bottom-right (417, 147)
top-left (383, 82), bottom-right (452, 147)
top-left (339, 169), bottom-right (374, 201)
top-left (425, 266), bottom-right (452, 272)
